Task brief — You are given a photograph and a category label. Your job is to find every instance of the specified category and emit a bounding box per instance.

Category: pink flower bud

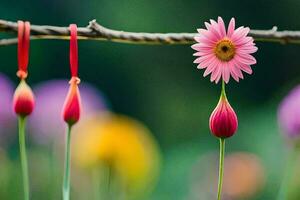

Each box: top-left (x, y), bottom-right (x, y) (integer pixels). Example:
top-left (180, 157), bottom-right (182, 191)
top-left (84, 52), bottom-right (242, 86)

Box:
top-left (13, 79), bottom-right (35, 117)
top-left (62, 77), bottom-right (81, 126)
top-left (209, 95), bottom-right (238, 138)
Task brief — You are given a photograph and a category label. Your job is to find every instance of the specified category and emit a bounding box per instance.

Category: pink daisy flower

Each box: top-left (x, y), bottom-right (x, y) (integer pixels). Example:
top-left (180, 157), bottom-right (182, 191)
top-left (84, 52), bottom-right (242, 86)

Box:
top-left (192, 17), bottom-right (258, 83)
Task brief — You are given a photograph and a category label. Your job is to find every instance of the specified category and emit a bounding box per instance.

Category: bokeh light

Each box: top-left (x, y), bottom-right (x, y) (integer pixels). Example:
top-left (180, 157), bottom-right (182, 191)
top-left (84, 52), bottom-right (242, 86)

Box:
top-left (189, 152), bottom-right (265, 200)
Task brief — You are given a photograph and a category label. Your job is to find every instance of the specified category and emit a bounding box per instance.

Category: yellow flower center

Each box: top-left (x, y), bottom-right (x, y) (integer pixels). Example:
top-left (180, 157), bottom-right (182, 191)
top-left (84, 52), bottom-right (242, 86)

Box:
top-left (214, 39), bottom-right (236, 62)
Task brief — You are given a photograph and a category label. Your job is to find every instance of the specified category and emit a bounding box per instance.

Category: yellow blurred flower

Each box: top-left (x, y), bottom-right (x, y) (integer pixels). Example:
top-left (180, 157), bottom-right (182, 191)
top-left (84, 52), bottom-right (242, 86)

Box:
top-left (72, 112), bottom-right (160, 196)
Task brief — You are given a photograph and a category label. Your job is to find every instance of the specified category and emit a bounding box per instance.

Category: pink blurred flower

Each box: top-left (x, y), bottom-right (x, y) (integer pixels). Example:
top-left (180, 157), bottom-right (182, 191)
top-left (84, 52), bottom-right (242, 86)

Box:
top-left (28, 80), bottom-right (108, 144)
top-left (0, 74), bottom-right (14, 121)
top-left (0, 74), bottom-right (16, 146)
top-left (278, 85), bottom-right (300, 139)
top-left (192, 17), bottom-right (258, 83)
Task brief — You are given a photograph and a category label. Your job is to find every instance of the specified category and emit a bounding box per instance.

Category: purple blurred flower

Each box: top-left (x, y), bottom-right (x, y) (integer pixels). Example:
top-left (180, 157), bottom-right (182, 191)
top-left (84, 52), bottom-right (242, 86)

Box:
top-left (278, 85), bottom-right (300, 138)
top-left (0, 74), bottom-right (16, 146)
top-left (28, 80), bottom-right (108, 144)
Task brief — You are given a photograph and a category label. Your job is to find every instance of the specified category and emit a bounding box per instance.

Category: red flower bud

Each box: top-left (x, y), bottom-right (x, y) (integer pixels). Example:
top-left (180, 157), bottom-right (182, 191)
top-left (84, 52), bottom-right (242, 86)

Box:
top-left (13, 79), bottom-right (35, 117)
top-left (62, 77), bottom-right (81, 126)
top-left (209, 95), bottom-right (238, 138)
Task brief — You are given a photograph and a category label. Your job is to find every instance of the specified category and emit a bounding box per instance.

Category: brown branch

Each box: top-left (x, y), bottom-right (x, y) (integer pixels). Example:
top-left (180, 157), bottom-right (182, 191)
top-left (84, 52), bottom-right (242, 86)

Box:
top-left (0, 19), bottom-right (300, 46)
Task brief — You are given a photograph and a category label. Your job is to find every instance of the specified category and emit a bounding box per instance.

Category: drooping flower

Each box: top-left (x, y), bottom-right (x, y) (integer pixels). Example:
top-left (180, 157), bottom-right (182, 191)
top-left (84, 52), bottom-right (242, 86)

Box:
top-left (278, 85), bottom-right (300, 139)
top-left (13, 79), bottom-right (35, 117)
top-left (192, 17), bottom-right (257, 83)
top-left (28, 79), bottom-right (107, 144)
top-left (209, 93), bottom-right (238, 138)
top-left (62, 77), bottom-right (81, 126)
top-left (13, 21), bottom-right (35, 117)
top-left (14, 20), bottom-right (33, 200)
top-left (72, 113), bottom-right (160, 198)
top-left (62, 24), bottom-right (82, 128)
top-left (62, 24), bottom-right (81, 200)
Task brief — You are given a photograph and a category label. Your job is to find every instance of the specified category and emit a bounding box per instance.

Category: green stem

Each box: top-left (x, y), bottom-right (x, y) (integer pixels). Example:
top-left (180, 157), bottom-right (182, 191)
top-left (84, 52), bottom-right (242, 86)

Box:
top-left (92, 167), bottom-right (101, 200)
top-left (18, 116), bottom-right (30, 200)
top-left (277, 146), bottom-right (298, 200)
top-left (221, 80), bottom-right (227, 99)
top-left (217, 138), bottom-right (225, 200)
top-left (63, 125), bottom-right (72, 200)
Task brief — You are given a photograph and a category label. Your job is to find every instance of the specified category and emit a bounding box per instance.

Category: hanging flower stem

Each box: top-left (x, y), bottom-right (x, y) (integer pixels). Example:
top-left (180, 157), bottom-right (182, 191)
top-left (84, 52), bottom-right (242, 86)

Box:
top-left (63, 125), bottom-right (72, 200)
top-left (217, 138), bottom-right (225, 200)
top-left (18, 116), bottom-right (30, 200)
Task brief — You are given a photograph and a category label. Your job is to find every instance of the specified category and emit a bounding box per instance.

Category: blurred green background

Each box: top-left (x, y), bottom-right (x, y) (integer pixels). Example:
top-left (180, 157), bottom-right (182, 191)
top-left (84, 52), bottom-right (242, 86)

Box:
top-left (1, 0), bottom-right (300, 199)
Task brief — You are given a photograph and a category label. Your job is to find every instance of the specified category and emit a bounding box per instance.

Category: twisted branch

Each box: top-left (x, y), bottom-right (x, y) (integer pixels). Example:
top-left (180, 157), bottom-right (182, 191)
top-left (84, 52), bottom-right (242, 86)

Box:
top-left (0, 19), bottom-right (300, 46)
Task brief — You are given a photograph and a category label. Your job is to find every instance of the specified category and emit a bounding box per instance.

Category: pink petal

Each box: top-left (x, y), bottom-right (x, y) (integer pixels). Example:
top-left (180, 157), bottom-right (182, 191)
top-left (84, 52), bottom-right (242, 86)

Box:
top-left (217, 17), bottom-right (227, 38)
top-left (194, 35), bottom-right (214, 45)
top-left (234, 36), bottom-right (253, 46)
top-left (193, 51), bottom-right (213, 57)
top-left (210, 64), bottom-right (222, 82)
top-left (232, 61), bottom-right (244, 79)
top-left (210, 19), bottom-right (218, 26)
top-left (239, 64), bottom-right (253, 74)
top-left (235, 54), bottom-right (256, 65)
top-left (215, 68), bottom-right (222, 83)
top-left (228, 62), bottom-right (238, 81)
top-left (234, 66), bottom-right (244, 79)
top-left (236, 46), bottom-right (258, 54)
top-left (229, 68), bottom-right (240, 82)
top-left (197, 29), bottom-right (219, 42)
top-left (234, 58), bottom-right (253, 74)
top-left (197, 64), bottom-right (207, 69)
top-left (232, 27), bottom-right (250, 42)
top-left (239, 42), bottom-right (256, 48)
top-left (198, 54), bottom-right (217, 68)
top-left (222, 63), bottom-right (230, 83)
top-left (208, 20), bottom-right (222, 40)
top-left (227, 18), bottom-right (235, 37)
top-left (197, 28), bottom-right (208, 34)
top-left (230, 26), bottom-right (244, 39)
top-left (193, 55), bottom-right (210, 64)
top-left (192, 42), bottom-right (214, 48)
top-left (195, 55), bottom-right (215, 69)
top-left (203, 58), bottom-right (218, 76)
top-left (205, 22), bottom-right (211, 30)
top-left (191, 43), bottom-right (213, 51)
top-left (228, 61), bottom-right (241, 82)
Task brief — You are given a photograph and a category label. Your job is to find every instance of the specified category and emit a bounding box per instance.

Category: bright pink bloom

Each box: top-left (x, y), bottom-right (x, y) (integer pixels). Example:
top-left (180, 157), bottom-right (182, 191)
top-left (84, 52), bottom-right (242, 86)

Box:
top-left (62, 77), bottom-right (81, 126)
top-left (192, 17), bottom-right (257, 83)
top-left (13, 80), bottom-right (35, 117)
top-left (209, 95), bottom-right (238, 138)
